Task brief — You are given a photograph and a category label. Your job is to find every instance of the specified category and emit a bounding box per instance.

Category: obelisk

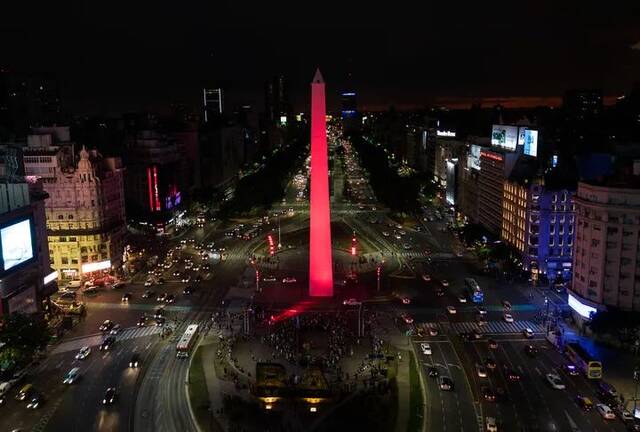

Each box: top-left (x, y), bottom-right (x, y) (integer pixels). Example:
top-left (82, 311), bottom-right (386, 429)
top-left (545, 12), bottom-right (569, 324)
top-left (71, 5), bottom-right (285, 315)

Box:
top-left (309, 69), bottom-right (333, 297)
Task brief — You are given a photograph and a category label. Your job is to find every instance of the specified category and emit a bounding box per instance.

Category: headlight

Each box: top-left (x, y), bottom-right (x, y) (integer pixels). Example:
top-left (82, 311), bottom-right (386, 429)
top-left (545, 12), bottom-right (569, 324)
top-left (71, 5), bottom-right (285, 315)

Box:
top-left (103, 399), bottom-right (107, 404)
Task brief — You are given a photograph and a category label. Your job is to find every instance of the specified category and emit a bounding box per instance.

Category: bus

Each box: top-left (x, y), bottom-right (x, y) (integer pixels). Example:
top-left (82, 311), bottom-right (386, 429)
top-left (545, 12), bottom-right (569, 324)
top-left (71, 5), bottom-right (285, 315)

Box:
top-left (176, 324), bottom-right (200, 358)
top-left (464, 278), bottom-right (484, 303)
top-left (564, 342), bottom-right (602, 379)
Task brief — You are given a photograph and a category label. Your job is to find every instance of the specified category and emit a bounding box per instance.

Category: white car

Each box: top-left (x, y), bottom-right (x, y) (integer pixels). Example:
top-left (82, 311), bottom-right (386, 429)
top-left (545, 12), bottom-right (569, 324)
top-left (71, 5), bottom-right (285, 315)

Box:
top-left (596, 403), bottom-right (616, 420)
top-left (342, 298), bottom-right (361, 306)
top-left (282, 277), bottom-right (297, 283)
top-left (63, 367), bottom-right (81, 384)
top-left (75, 346), bottom-right (91, 360)
top-left (421, 274), bottom-right (431, 282)
top-left (420, 343), bottom-right (432, 355)
top-left (476, 364), bottom-right (487, 378)
top-left (503, 313), bottom-right (514, 323)
top-left (523, 328), bottom-right (535, 338)
top-left (144, 279), bottom-right (153, 287)
top-left (486, 416), bottom-right (498, 432)
top-left (382, 231), bottom-right (390, 237)
top-left (428, 327), bottom-right (439, 336)
top-left (446, 306), bottom-right (457, 315)
top-left (441, 280), bottom-right (449, 287)
top-left (458, 295), bottom-right (467, 303)
top-left (546, 373), bottom-right (565, 390)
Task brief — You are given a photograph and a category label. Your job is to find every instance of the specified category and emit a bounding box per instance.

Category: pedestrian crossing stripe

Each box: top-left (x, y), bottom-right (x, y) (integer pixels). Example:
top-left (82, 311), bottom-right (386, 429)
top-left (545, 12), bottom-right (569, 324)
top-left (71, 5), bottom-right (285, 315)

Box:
top-left (419, 320), bottom-right (544, 335)
top-left (51, 325), bottom-right (162, 355)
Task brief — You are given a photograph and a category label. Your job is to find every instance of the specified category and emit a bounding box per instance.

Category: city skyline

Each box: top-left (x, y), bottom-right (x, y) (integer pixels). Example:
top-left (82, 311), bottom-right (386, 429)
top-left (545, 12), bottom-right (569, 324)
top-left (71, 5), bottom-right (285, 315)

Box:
top-left (2, 1), bottom-right (639, 115)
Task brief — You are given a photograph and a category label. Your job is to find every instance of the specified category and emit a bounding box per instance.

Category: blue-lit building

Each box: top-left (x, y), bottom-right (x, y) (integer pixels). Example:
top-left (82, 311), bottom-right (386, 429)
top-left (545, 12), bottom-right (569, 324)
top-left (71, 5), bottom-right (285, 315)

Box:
top-left (502, 166), bottom-right (575, 284)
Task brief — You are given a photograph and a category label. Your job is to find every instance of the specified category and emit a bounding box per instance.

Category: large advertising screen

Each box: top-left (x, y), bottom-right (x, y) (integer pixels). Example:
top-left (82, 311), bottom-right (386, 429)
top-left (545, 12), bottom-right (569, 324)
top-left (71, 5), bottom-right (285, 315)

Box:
top-left (1, 218), bottom-right (34, 271)
top-left (491, 125), bottom-right (518, 150)
top-left (468, 145), bottom-right (481, 170)
top-left (446, 160), bottom-right (457, 205)
top-left (522, 129), bottom-right (538, 157)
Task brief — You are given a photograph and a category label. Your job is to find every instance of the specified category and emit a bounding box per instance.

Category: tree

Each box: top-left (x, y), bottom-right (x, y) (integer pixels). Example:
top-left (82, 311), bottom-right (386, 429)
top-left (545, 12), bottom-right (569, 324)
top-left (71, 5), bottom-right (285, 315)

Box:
top-left (0, 313), bottom-right (51, 370)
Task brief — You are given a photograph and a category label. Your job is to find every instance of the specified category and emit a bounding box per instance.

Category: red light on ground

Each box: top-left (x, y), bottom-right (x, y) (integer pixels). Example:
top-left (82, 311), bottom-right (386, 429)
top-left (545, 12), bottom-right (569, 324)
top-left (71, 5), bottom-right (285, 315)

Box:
top-left (351, 246), bottom-right (356, 256)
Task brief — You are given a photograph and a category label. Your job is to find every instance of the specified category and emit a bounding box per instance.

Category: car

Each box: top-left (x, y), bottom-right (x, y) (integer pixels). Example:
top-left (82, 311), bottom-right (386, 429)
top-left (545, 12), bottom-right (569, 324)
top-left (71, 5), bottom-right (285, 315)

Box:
top-left (458, 295), bottom-right (467, 303)
top-left (144, 279), bottom-right (153, 287)
top-left (477, 307), bottom-right (487, 315)
top-left (597, 381), bottom-right (619, 401)
top-left (157, 277), bottom-right (165, 284)
top-left (446, 306), bottom-right (457, 314)
top-left (401, 314), bottom-right (414, 324)
top-left (546, 373), bottom-right (565, 390)
top-left (111, 282), bottom-right (125, 290)
top-left (109, 324), bottom-right (121, 335)
top-left (194, 275), bottom-right (203, 283)
top-left (471, 329), bottom-right (483, 340)
top-left (524, 344), bottom-right (537, 357)
top-left (420, 343), bottom-right (432, 355)
top-left (596, 403), bottom-right (616, 420)
top-left (75, 346), bottom-right (91, 360)
top-left (576, 395), bottom-right (594, 411)
top-left (121, 293), bottom-right (132, 303)
top-left (202, 264), bottom-right (211, 272)
top-left (504, 367), bottom-right (520, 381)
top-left (129, 353), bottom-right (140, 368)
top-left (165, 294), bottom-right (175, 303)
top-left (282, 277), bottom-right (297, 283)
top-left (99, 320), bottom-right (114, 332)
top-left (63, 367), bottom-right (81, 385)
top-left (142, 290), bottom-right (154, 299)
top-left (435, 289), bottom-right (445, 297)
top-left (502, 300), bottom-right (512, 310)
top-left (181, 275), bottom-right (191, 283)
top-left (343, 298), bottom-right (361, 306)
top-left (403, 243), bottom-right (412, 250)
top-left (155, 317), bottom-right (166, 327)
top-left (401, 297), bottom-right (411, 305)
top-left (488, 339), bottom-right (498, 349)
top-left (172, 270), bottom-right (181, 277)
top-left (26, 393), bottom-right (43, 409)
top-left (100, 336), bottom-right (116, 351)
top-left (485, 358), bottom-right (496, 369)
top-left (421, 273), bottom-right (431, 282)
top-left (428, 327), bottom-right (439, 336)
top-left (486, 416), bottom-right (498, 432)
top-left (523, 328), bottom-right (535, 338)
top-left (103, 387), bottom-right (116, 405)
top-left (481, 386), bottom-right (496, 402)
top-left (503, 313), bottom-right (514, 323)
top-left (156, 293), bottom-right (167, 302)
top-left (428, 367), bottom-right (439, 378)
top-left (563, 364), bottom-right (579, 376)
top-left (440, 280), bottom-right (449, 287)
top-left (262, 275), bottom-right (277, 282)
top-left (439, 376), bottom-right (454, 391)
top-left (477, 364), bottom-right (488, 378)
top-left (154, 307), bottom-right (165, 318)
top-left (476, 313), bottom-right (487, 325)
top-left (615, 407), bottom-right (634, 422)
top-left (382, 231), bottom-right (390, 237)
top-left (183, 286), bottom-right (194, 295)
top-left (137, 315), bottom-right (147, 327)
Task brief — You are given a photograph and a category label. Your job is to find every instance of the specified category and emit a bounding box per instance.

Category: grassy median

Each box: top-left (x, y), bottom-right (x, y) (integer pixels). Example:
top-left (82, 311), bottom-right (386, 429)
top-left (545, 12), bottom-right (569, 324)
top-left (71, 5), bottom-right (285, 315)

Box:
top-left (407, 353), bottom-right (424, 432)
top-left (188, 346), bottom-right (216, 432)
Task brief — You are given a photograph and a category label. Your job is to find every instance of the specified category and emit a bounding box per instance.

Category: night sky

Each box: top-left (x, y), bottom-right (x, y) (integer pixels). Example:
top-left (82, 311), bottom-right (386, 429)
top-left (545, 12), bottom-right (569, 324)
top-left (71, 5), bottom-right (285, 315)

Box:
top-left (3, 1), bottom-right (640, 114)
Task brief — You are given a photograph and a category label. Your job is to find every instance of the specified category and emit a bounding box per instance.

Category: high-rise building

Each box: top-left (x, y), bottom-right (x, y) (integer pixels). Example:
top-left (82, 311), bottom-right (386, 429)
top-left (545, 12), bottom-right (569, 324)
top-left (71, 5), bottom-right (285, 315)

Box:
top-left (477, 149), bottom-right (519, 236)
top-left (0, 174), bottom-right (56, 316)
top-left (570, 175), bottom-right (640, 316)
top-left (203, 88), bottom-right (224, 123)
top-left (124, 130), bottom-right (186, 233)
top-left (340, 91), bottom-right (357, 119)
top-left (501, 177), bottom-right (575, 282)
top-left (562, 89), bottom-right (605, 154)
top-left (265, 75), bottom-right (290, 125)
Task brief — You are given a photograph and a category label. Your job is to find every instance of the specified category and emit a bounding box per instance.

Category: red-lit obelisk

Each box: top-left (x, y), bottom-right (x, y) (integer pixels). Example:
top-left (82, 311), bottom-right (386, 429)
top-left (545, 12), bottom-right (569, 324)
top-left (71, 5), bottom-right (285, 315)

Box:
top-left (309, 69), bottom-right (333, 297)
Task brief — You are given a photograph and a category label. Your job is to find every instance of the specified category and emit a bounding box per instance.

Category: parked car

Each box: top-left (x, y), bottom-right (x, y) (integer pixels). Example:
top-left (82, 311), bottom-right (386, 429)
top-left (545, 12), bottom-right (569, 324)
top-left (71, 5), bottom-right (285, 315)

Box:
top-left (420, 343), bottom-right (432, 355)
top-left (596, 403), bottom-right (616, 420)
top-left (546, 373), bottom-right (565, 390)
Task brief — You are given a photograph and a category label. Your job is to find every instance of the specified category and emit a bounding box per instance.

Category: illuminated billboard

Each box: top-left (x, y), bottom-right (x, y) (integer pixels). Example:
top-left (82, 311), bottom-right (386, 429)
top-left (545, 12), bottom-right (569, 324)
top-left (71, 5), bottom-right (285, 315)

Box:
top-left (445, 160), bottom-right (457, 205)
top-left (1, 218), bottom-right (35, 271)
top-left (522, 129), bottom-right (538, 157)
top-left (82, 260), bottom-right (112, 273)
top-left (468, 145), bottom-right (481, 170)
top-left (568, 293), bottom-right (597, 319)
top-left (491, 125), bottom-right (518, 150)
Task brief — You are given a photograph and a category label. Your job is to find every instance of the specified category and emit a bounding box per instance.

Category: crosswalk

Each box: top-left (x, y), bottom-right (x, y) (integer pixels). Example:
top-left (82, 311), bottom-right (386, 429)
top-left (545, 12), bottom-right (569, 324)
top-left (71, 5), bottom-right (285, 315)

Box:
top-left (51, 325), bottom-right (162, 355)
top-left (401, 251), bottom-right (457, 260)
top-left (419, 320), bottom-right (544, 335)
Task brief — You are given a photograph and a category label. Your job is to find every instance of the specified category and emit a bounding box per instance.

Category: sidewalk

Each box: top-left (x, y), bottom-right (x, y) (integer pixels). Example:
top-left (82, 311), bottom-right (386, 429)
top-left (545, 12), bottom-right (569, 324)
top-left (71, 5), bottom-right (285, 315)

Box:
top-left (394, 349), bottom-right (411, 432)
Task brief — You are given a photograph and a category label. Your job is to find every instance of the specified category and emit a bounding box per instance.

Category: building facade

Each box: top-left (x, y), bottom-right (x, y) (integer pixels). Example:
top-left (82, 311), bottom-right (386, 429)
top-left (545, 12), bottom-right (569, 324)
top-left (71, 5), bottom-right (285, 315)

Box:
top-left (0, 178), bottom-right (56, 316)
top-left (43, 147), bottom-right (126, 280)
top-left (502, 180), bottom-right (575, 281)
top-left (571, 180), bottom-right (640, 314)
